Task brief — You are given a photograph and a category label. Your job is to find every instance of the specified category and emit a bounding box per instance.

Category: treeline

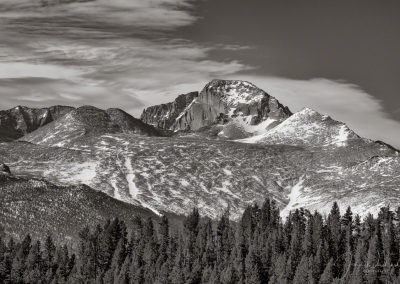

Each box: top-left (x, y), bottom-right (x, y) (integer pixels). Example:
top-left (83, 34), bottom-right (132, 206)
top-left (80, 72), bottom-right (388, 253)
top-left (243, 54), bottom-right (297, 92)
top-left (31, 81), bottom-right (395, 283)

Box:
top-left (1, 200), bottom-right (400, 283)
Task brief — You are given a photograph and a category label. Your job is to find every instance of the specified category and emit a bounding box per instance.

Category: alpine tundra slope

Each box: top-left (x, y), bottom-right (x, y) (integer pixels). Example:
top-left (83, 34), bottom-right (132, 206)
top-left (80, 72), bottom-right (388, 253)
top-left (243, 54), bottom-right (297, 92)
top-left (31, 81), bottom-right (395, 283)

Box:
top-left (0, 80), bottom-right (399, 234)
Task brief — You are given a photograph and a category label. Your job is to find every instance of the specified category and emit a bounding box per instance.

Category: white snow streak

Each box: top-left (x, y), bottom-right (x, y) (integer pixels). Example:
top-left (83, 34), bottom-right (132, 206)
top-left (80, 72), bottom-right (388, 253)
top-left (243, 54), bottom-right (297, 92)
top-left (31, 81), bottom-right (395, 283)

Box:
top-left (334, 125), bottom-right (349, 146)
top-left (280, 176), bottom-right (305, 219)
top-left (124, 157), bottom-right (139, 199)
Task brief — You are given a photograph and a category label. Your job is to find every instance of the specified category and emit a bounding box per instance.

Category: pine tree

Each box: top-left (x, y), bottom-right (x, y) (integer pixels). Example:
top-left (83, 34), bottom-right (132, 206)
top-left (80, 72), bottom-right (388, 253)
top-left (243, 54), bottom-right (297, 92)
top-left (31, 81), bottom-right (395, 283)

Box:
top-left (342, 206), bottom-right (353, 228)
top-left (234, 222), bottom-right (247, 283)
top-left (220, 263), bottom-right (238, 284)
top-left (287, 209), bottom-right (305, 280)
top-left (23, 240), bottom-right (43, 283)
top-left (216, 209), bottom-right (233, 266)
top-left (269, 253), bottom-right (287, 284)
top-left (292, 255), bottom-right (309, 284)
top-left (382, 214), bottom-right (398, 280)
top-left (158, 215), bottom-right (169, 266)
top-left (10, 234), bottom-right (31, 283)
top-left (2, 201), bottom-right (400, 283)
top-left (302, 217), bottom-right (314, 256)
top-left (366, 235), bottom-right (380, 284)
top-left (43, 235), bottom-right (56, 281)
top-left (0, 237), bottom-right (8, 283)
top-left (349, 240), bottom-right (366, 284)
top-left (245, 245), bottom-right (262, 284)
top-left (328, 202), bottom-right (344, 278)
top-left (319, 259), bottom-right (334, 284)
top-left (342, 222), bottom-right (354, 282)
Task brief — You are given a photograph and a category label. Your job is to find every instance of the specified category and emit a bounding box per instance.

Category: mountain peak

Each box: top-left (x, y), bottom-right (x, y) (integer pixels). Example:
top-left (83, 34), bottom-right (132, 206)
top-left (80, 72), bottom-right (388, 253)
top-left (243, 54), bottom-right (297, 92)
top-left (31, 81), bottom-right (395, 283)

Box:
top-left (297, 107), bottom-right (319, 115)
top-left (141, 80), bottom-right (291, 138)
top-left (239, 107), bottom-right (363, 147)
top-left (21, 105), bottom-right (162, 147)
top-left (206, 79), bottom-right (258, 89)
top-left (203, 79), bottom-right (268, 107)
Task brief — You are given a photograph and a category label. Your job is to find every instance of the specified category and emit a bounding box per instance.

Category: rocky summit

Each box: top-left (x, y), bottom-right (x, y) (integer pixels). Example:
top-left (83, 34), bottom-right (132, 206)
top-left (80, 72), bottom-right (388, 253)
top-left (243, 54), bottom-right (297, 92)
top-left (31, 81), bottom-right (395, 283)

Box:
top-left (0, 105), bottom-right (74, 141)
top-left (142, 80), bottom-right (291, 139)
top-left (1, 79), bottom-right (400, 240)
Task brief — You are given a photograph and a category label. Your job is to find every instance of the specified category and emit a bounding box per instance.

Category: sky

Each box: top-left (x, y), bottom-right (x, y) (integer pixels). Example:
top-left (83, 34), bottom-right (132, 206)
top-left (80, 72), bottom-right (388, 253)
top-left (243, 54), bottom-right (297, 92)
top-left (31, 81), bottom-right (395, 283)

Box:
top-left (0, 0), bottom-right (399, 147)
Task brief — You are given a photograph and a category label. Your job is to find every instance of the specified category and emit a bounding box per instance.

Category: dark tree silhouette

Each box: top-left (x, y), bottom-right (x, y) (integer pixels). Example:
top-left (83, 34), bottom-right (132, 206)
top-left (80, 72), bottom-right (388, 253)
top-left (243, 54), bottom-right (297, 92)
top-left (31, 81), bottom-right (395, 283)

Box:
top-left (1, 199), bottom-right (400, 283)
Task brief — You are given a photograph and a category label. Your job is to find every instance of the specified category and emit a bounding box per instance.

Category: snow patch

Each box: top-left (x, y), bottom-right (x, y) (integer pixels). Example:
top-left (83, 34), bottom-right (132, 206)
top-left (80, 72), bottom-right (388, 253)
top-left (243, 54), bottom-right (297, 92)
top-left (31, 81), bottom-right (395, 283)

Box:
top-left (333, 125), bottom-right (349, 147)
top-left (223, 168), bottom-right (232, 176)
top-left (175, 99), bottom-right (197, 121)
top-left (47, 161), bottom-right (98, 185)
top-left (180, 179), bottom-right (190, 186)
top-left (124, 157), bottom-right (139, 199)
top-left (280, 177), bottom-right (305, 219)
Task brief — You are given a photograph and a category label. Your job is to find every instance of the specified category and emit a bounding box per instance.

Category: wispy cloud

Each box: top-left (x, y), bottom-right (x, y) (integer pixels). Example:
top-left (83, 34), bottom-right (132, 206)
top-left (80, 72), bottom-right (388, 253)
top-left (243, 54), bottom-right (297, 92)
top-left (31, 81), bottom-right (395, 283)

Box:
top-left (0, 0), bottom-right (196, 30)
top-left (0, 0), bottom-right (248, 113)
top-left (0, 62), bottom-right (83, 79)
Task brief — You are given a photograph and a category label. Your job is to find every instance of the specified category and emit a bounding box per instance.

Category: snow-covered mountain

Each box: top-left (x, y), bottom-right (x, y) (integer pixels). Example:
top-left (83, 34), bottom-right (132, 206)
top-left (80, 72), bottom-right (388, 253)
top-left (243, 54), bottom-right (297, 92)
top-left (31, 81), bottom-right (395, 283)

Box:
top-left (143, 80), bottom-right (291, 139)
top-left (22, 105), bottom-right (163, 147)
top-left (239, 107), bottom-right (361, 147)
top-left (1, 79), bottom-right (400, 229)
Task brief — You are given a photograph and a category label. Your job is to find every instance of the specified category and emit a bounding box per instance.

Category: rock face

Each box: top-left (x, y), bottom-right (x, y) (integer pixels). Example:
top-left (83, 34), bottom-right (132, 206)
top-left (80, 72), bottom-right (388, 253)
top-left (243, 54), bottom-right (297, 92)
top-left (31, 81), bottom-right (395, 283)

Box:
top-left (141, 92), bottom-right (198, 129)
top-left (21, 106), bottom-right (163, 147)
top-left (142, 80), bottom-right (292, 139)
top-left (175, 80), bottom-right (291, 130)
top-left (0, 105), bottom-right (74, 141)
top-left (0, 163), bottom-right (10, 174)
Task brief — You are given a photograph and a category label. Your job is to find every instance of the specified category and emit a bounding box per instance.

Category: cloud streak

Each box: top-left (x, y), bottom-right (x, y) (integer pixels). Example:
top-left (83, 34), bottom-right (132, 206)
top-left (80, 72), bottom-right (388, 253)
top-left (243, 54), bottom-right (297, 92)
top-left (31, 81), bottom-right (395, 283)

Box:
top-left (0, 0), bottom-right (248, 113)
top-left (0, 0), bottom-right (196, 30)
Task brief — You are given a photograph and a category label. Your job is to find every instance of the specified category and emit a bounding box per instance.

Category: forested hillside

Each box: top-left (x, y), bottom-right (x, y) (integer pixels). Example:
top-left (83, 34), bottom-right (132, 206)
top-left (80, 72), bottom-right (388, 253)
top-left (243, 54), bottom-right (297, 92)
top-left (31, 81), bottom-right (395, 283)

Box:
top-left (1, 200), bottom-right (400, 283)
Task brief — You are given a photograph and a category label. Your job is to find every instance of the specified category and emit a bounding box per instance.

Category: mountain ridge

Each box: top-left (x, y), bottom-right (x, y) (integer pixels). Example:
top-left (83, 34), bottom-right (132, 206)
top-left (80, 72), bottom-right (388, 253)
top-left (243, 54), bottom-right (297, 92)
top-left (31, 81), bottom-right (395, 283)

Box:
top-left (20, 105), bottom-right (164, 147)
top-left (1, 79), bottom-right (399, 224)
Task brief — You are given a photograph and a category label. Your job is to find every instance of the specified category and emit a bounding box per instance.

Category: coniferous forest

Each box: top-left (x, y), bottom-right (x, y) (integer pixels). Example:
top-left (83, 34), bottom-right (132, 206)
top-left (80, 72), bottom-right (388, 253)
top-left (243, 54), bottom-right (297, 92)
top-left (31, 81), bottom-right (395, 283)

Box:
top-left (1, 199), bottom-right (400, 283)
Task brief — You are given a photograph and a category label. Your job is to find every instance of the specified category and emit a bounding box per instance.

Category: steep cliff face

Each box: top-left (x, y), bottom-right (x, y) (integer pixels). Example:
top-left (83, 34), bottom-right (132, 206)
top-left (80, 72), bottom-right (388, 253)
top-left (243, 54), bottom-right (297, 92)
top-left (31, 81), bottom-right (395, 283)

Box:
top-left (172, 80), bottom-right (292, 138)
top-left (140, 92), bottom-right (198, 129)
top-left (141, 80), bottom-right (292, 139)
top-left (0, 105), bottom-right (74, 141)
